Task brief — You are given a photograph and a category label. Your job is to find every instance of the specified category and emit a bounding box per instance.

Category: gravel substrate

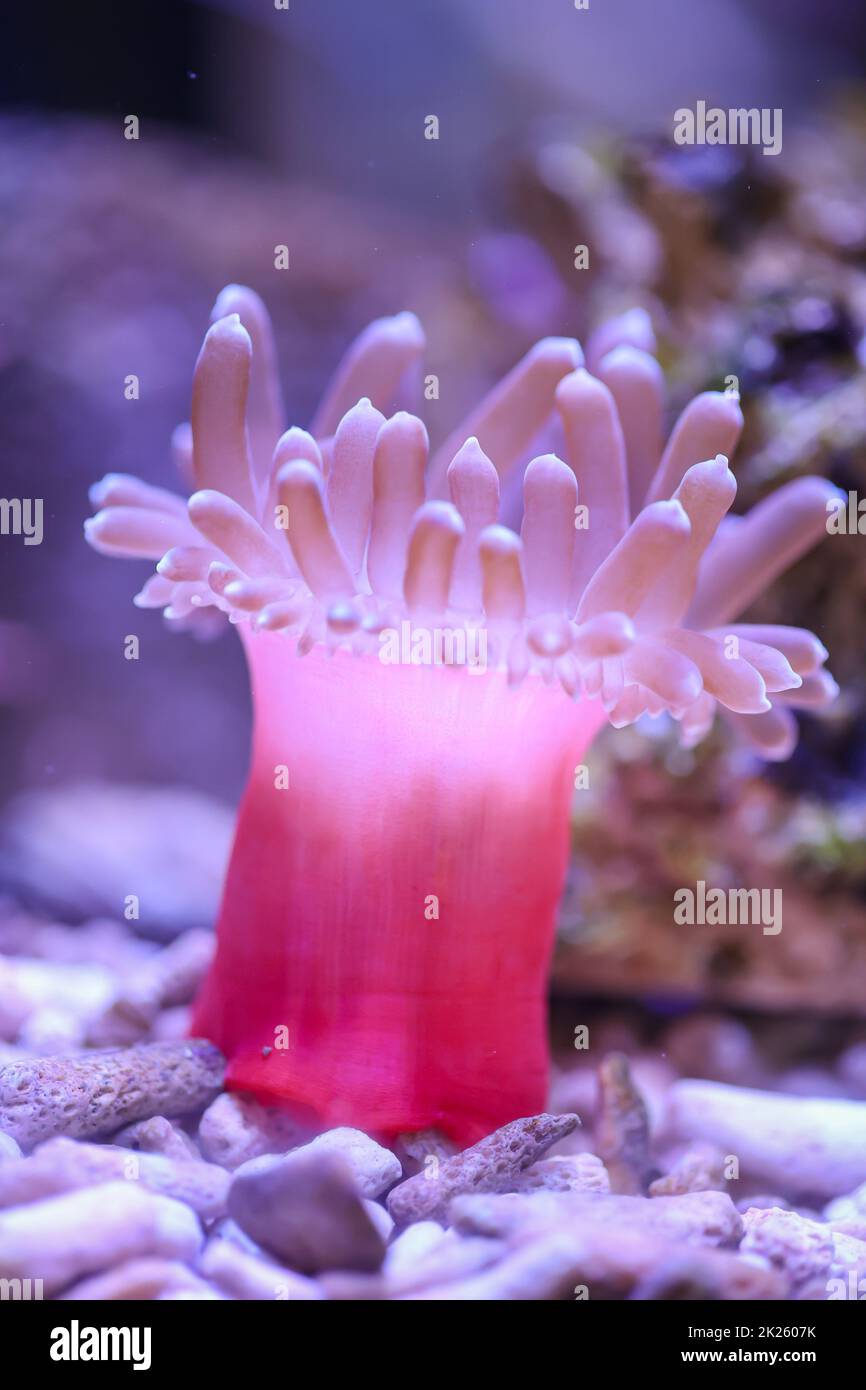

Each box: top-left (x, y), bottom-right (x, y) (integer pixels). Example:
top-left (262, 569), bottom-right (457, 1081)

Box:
top-left (0, 1028), bottom-right (865, 1299)
top-left (2, 921), bottom-right (866, 1300)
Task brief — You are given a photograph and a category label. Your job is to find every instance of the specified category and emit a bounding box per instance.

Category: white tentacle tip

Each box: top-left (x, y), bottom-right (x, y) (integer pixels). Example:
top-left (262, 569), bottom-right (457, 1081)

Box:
top-left (210, 284), bottom-right (263, 321)
top-left (479, 523), bottom-right (521, 557)
top-left (647, 498), bottom-right (692, 534)
top-left (412, 499), bottom-right (465, 537)
top-left (276, 458), bottom-right (323, 492)
top-left (598, 342), bottom-right (663, 375)
top-left (203, 313), bottom-right (252, 357)
top-left (390, 310), bottom-right (425, 342)
top-left (187, 488), bottom-right (214, 509)
top-left (88, 475), bottom-right (118, 508)
top-left (531, 336), bottom-right (584, 371)
top-left (702, 388), bottom-right (744, 424)
top-left (555, 365), bottom-right (611, 407)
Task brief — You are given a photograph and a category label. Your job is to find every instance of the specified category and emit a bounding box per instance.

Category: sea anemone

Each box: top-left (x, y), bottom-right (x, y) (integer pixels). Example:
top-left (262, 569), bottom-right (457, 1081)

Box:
top-left (85, 287), bottom-right (839, 1143)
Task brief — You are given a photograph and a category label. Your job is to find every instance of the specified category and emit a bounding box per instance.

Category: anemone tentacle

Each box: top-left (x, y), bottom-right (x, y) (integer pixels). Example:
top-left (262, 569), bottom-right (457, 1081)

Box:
top-left (86, 287), bottom-right (839, 759)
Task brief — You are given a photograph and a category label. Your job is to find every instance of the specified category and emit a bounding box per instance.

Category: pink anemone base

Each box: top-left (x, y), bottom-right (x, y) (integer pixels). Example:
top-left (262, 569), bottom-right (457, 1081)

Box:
top-left (191, 628), bottom-right (607, 1143)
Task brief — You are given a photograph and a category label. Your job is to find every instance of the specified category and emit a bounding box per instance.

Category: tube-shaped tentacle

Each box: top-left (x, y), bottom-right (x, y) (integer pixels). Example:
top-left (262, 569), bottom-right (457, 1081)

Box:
top-left (273, 427), bottom-right (323, 474)
top-left (608, 683), bottom-right (651, 729)
top-left (664, 629), bottom-right (770, 714)
top-left (447, 437), bottom-right (500, 612)
top-left (207, 561), bottom-right (242, 598)
top-left (637, 455), bottom-right (737, 630)
top-left (171, 422), bottom-right (194, 491)
top-left (223, 577), bottom-right (295, 612)
top-left (165, 581), bottom-right (209, 620)
top-left (585, 307), bottom-right (656, 375)
top-left (191, 315), bottom-right (256, 515)
top-left (325, 398), bottom-right (385, 576)
top-left (521, 454), bottom-right (577, 616)
top-left (268, 428), bottom-right (323, 552)
top-left (211, 285), bottom-right (285, 502)
top-left (722, 705), bottom-right (800, 761)
top-left (89, 474), bottom-right (189, 517)
top-left (480, 524), bottom-right (526, 623)
top-left (188, 490), bottom-right (288, 578)
top-left (276, 461), bottom-right (356, 601)
top-left (368, 412), bottom-right (428, 599)
top-left (526, 613), bottom-right (573, 661)
top-left (600, 657), bottom-right (626, 711)
top-left (84, 507), bottom-right (195, 559)
top-left (709, 625), bottom-right (828, 676)
top-left (577, 500), bottom-right (691, 622)
top-left (134, 574), bottom-right (176, 609)
top-left (716, 636), bottom-right (801, 693)
top-left (775, 669), bottom-right (840, 707)
top-left (428, 338), bottom-right (582, 496)
top-left (675, 691), bottom-right (717, 747)
top-left (596, 345), bottom-right (664, 515)
top-left (156, 545), bottom-right (213, 581)
top-left (311, 312), bottom-right (425, 438)
top-left (255, 599), bottom-right (305, 632)
top-left (572, 611), bottom-right (635, 661)
top-left (555, 368), bottom-right (629, 605)
top-left (688, 477), bottom-right (844, 627)
top-left (623, 637), bottom-right (703, 708)
top-left (403, 501), bottom-right (464, 615)
top-left (645, 391), bottom-right (742, 506)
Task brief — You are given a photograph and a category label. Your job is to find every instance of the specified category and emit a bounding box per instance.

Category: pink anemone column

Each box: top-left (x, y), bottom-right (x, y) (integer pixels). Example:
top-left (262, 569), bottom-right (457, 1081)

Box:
top-left (192, 630), bottom-right (607, 1142)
